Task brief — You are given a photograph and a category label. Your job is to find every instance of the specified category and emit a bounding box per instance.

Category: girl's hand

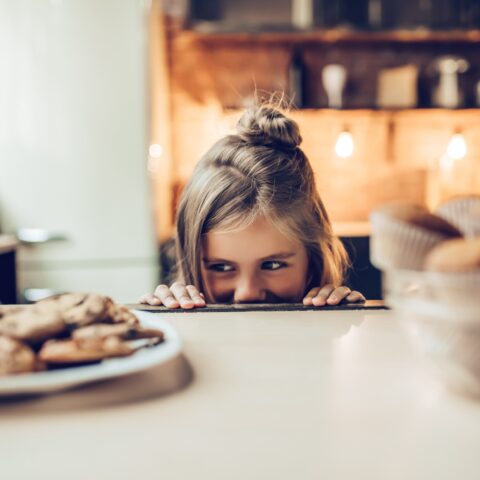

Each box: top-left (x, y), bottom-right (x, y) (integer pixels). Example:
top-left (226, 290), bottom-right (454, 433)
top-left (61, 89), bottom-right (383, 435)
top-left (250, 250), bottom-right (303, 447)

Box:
top-left (302, 284), bottom-right (365, 307)
top-left (139, 282), bottom-right (206, 309)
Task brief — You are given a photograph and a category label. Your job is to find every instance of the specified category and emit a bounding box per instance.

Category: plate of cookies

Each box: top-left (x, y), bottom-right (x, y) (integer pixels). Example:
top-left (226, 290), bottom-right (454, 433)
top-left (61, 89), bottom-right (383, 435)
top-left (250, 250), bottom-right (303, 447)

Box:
top-left (0, 293), bottom-right (181, 395)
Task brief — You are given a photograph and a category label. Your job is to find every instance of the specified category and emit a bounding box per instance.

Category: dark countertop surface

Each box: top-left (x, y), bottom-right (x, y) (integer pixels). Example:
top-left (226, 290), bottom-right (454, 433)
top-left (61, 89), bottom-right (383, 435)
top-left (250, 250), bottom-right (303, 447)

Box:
top-left (127, 299), bottom-right (386, 314)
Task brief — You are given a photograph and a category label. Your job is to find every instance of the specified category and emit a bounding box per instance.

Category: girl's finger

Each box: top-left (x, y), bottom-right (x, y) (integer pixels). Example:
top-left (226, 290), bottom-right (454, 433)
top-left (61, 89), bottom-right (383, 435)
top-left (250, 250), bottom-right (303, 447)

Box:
top-left (346, 291), bottom-right (366, 303)
top-left (312, 284), bottom-right (336, 306)
top-left (154, 284), bottom-right (180, 308)
top-left (139, 293), bottom-right (162, 306)
top-left (186, 285), bottom-right (206, 307)
top-left (170, 282), bottom-right (195, 309)
top-left (326, 286), bottom-right (352, 305)
top-left (138, 293), bottom-right (149, 304)
top-left (303, 287), bottom-right (320, 305)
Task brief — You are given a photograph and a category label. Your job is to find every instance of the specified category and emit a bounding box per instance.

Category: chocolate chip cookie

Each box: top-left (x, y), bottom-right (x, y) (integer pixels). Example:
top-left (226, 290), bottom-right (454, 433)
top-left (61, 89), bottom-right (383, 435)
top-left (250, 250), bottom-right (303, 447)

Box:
top-left (0, 336), bottom-right (36, 375)
top-left (39, 336), bottom-right (135, 364)
top-left (0, 305), bottom-right (67, 343)
top-left (60, 293), bottom-right (112, 328)
top-left (72, 322), bottom-right (164, 342)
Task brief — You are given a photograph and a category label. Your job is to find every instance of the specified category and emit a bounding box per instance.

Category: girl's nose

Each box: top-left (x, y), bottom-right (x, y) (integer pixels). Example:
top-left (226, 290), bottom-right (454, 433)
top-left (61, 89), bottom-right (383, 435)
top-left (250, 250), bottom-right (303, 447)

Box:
top-left (233, 276), bottom-right (266, 303)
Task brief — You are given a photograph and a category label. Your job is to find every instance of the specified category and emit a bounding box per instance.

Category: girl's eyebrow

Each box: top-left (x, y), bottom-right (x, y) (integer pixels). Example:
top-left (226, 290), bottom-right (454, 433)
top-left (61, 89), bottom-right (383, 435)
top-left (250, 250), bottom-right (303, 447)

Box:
top-left (259, 251), bottom-right (296, 261)
top-left (202, 257), bottom-right (234, 263)
top-left (203, 252), bottom-right (296, 263)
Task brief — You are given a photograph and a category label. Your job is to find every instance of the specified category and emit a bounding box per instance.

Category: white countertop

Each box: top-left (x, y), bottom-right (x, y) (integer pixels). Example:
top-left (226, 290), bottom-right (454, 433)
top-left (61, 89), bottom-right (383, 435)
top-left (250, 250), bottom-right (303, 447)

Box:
top-left (1, 309), bottom-right (480, 480)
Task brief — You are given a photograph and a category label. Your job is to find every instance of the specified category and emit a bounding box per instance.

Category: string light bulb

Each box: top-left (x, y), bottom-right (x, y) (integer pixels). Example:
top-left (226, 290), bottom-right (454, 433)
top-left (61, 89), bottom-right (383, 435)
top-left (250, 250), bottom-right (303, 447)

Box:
top-left (446, 132), bottom-right (467, 160)
top-left (148, 143), bottom-right (163, 158)
top-left (147, 143), bottom-right (163, 174)
top-left (335, 130), bottom-right (354, 159)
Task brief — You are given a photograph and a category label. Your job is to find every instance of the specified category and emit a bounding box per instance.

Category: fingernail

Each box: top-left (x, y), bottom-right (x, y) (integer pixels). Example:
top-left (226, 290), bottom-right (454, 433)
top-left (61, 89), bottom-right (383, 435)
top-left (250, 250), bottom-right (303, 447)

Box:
top-left (313, 297), bottom-right (326, 306)
top-left (180, 297), bottom-right (194, 308)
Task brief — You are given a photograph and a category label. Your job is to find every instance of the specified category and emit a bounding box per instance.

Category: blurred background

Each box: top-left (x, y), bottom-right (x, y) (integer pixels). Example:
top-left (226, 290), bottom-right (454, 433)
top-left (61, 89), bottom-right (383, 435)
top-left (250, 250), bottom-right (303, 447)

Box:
top-left (0, 0), bottom-right (479, 303)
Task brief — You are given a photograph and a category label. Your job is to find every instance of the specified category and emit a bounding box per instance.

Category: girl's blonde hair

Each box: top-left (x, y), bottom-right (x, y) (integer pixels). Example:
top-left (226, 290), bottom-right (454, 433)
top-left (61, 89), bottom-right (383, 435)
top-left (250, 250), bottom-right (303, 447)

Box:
top-left (175, 104), bottom-right (350, 296)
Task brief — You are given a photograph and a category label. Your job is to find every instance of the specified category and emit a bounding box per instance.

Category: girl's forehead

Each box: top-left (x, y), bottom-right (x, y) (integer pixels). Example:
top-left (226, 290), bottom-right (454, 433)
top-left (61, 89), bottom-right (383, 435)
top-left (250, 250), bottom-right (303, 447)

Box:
top-left (202, 216), bottom-right (304, 259)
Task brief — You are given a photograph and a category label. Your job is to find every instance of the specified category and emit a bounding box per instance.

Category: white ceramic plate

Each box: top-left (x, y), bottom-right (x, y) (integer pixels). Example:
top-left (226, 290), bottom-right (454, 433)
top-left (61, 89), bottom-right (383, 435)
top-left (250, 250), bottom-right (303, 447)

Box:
top-left (0, 311), bottom-right (181, 396)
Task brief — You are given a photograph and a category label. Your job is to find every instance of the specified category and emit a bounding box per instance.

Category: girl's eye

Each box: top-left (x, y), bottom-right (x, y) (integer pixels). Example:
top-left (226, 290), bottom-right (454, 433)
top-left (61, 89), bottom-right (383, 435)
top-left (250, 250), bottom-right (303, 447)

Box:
top-left (207, 263), bottom-right (234, 273)
top-left (261, 261), bottom-right (287, 271)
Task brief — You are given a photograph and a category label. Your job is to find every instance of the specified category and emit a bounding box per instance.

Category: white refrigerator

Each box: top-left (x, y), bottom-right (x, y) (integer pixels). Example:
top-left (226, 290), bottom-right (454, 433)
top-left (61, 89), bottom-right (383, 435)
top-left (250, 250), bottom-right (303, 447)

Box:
top-left (0, 0), bottom-right (159, 303)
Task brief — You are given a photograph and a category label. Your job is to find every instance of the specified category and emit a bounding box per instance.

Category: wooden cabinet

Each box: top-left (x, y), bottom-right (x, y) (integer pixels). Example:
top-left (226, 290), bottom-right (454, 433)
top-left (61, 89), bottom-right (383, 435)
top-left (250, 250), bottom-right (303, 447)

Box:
top-left (149, 14), bottom-right (480, 240)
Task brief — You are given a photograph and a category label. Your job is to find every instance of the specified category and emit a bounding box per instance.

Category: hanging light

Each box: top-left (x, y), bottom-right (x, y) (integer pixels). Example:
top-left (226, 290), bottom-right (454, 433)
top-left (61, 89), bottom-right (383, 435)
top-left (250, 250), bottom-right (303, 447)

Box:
top-left (440, 131), bottom-right (467, 175)
top-left (147, 143), bottom-right (163, 174)
top-left (335, 130), bottom-right (354, 159)
top-left (446, 133), bottom-right (467, 160)
top-left (431, 130), bottom-right (470, 208)
top-left (148, 143), bottom-right (163, 158)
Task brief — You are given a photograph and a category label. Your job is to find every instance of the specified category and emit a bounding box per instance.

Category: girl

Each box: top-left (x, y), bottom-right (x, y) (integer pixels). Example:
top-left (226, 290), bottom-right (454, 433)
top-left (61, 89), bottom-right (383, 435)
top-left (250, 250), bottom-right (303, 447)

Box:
top-left (140, 104), bottom-right (365, 309)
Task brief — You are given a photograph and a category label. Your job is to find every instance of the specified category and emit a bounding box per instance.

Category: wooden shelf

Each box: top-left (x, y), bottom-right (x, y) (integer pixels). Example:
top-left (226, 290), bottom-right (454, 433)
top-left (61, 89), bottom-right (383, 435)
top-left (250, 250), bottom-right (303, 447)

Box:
top-left (180, 28), bottom-right (480, 45)
top-left (223, 107), bottom-right (480, 115)
top-left (294, 108), bottom-right (480, 113)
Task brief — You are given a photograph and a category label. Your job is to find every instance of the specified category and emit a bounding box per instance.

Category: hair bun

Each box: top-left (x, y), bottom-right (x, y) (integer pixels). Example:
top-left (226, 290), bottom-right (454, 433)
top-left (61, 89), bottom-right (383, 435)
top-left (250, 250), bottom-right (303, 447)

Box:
top-left (236, 106), bottom-right (302, 151)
